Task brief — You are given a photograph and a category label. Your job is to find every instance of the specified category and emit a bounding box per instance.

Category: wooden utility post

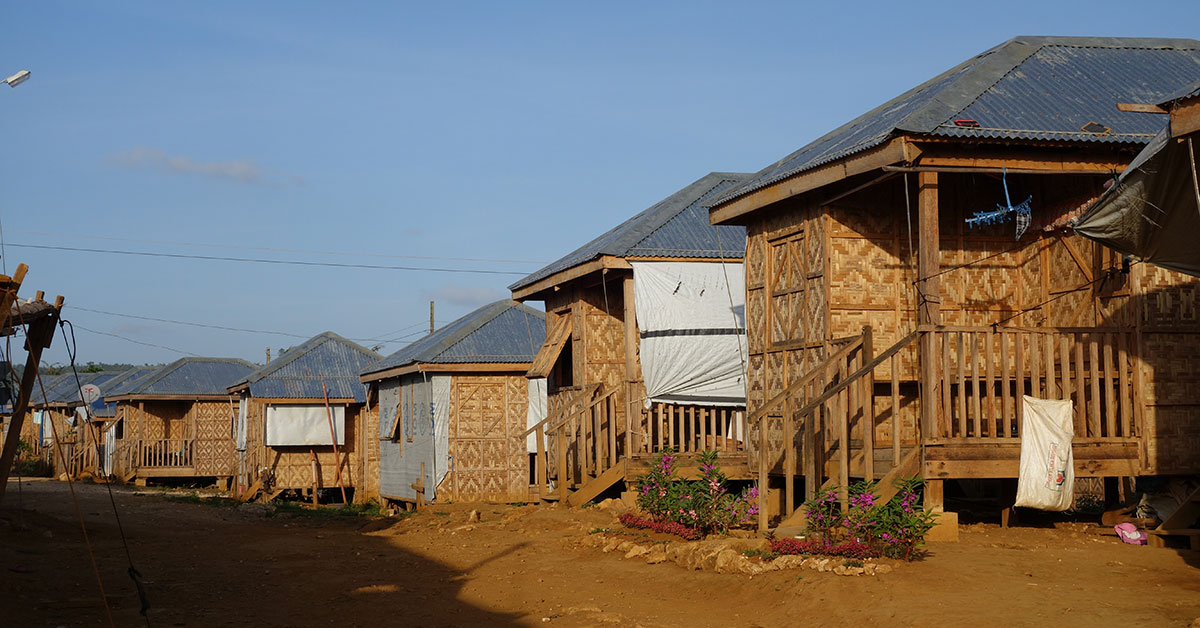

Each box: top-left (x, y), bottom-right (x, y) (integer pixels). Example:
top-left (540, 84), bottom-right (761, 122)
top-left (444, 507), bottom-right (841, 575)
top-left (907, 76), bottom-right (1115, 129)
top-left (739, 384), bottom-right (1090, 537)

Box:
top-left (622, 276), bottom-right (638, 456)
top-left (916, 171), bottom-right (942, 509)
top-left (430, 301), bottom-right (435, 334)
top-left (0, 296), bottom-right (62, 505)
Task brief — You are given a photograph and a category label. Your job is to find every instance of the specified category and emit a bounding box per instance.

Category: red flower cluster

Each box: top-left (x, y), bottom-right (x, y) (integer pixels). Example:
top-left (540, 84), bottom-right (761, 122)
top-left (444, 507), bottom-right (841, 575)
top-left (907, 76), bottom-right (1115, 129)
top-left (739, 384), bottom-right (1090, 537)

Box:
top-left (617, 512), bottom-right (701, 541)
top-left (769, 537), bottom-right (880, 559)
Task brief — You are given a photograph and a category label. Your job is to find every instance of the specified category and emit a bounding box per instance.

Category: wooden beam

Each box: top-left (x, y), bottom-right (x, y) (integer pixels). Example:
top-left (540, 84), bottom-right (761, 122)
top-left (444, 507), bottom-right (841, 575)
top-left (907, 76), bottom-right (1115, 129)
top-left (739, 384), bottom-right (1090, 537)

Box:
top-left (911, 146), bottom-right (1128, 173)
top-left (883, 165), bottom-right (1120, 176)
top-left (511, 256), bottom-right (632, 301)
top-left (709, 137), bottom-right (910, 225)
top-left (1171, 98), bottom-right (1200, 138)
top-left (1116, 102), bottom-right (1167, 114)
top-left (622, 276), bottom-right (639, 456)
top-left (917, 171), bottom-right (940, 442)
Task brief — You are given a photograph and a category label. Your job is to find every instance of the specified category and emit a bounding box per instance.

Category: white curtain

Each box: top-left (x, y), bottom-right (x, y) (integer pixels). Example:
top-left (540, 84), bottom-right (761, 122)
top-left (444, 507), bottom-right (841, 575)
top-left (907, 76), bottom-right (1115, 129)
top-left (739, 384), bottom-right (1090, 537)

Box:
top-left (431, 375), bottom-right (452, 496)
top-left (632, 261), bottom-right (748, 407)
top-left (265, 405), bottom-right (345, 446)
top-left (526, 378), bottom-right (547, 453)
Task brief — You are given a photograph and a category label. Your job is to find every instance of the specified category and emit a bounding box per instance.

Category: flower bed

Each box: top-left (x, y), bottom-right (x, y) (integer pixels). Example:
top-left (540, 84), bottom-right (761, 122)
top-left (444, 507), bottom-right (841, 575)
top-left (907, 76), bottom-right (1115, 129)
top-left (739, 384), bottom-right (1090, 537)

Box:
top-left (628, 450), bottom-right (757, 537)
top-left (768, 538), bottom-right (879, 559)
top-left (617, 512), bottom-right (701, 541)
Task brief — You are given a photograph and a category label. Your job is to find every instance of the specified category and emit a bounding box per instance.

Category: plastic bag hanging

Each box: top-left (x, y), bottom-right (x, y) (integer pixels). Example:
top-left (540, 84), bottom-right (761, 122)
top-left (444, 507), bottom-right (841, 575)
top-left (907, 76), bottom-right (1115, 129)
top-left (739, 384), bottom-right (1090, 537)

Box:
top-left (965, 168), bottom-right (1032, 240)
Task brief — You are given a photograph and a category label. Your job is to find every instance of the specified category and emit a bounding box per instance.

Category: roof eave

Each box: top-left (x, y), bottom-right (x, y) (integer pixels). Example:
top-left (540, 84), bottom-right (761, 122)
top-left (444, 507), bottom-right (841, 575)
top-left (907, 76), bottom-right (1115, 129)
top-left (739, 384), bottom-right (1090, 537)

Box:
top-left (510, 255), bottom-right (632, 301)
top-left (710, 137), bottom-right (914, 225)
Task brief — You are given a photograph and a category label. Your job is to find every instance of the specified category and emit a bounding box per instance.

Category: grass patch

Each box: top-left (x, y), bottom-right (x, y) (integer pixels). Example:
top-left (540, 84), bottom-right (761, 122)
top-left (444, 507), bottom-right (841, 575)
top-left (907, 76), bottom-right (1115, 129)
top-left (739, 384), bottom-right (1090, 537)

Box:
top-left (165, 493), bottom-right (240, 508)
top-left (271, 499), bottom-right (386, 519)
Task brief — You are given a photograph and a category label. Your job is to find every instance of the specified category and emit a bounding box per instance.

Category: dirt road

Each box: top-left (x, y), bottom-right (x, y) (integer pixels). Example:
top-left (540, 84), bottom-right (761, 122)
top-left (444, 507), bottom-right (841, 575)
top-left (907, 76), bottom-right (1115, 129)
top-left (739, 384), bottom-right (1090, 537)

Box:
top-left (2, 479), bottom-right (1198, 627)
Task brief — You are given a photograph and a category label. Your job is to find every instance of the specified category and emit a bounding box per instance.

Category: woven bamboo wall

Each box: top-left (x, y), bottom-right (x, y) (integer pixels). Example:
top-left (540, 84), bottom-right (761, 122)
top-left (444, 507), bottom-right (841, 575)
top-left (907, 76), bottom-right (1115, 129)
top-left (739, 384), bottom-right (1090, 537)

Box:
top-left (361, 403), bottom-right (380, 500)
top-left (544, 277), bottom-right (631, 425)
top-left (252, 401), bottom-right (366, 491)
top-left (445, 373), bottom-right (529, 502)
top-left (192, 401), bottom-right (236, 477)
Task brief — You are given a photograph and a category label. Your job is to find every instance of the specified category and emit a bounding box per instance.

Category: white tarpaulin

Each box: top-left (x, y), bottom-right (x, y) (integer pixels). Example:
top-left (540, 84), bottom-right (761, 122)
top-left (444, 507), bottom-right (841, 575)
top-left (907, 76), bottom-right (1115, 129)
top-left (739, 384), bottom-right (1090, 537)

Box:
top-left (1016, 396), bottom-right (1076, 511)
top-left (431, 375), bottom-right (451, 492)
top-left (526, 377), bottom-right (547, 452)
top-left (103, 427), bottom-right (115, 476)
top-left (236, 394), bottom-right (249, 450)
top-left (632, 261), bottom-right (747, 407)
top-left (265, 404), bottom-right (345, 446)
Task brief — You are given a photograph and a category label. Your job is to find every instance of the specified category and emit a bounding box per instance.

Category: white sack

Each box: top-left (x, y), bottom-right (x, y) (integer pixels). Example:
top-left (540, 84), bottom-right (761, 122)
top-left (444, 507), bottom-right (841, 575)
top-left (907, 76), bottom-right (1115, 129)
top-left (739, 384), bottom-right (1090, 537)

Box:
top-left (631, 261), bottom-right (747, 407)
top-left (1015, 396), bottom-right (1075, 511)
top-left (526, 377), bottom-right (547, 453)
top-left (265, 404), bottom-right (345, 446)
top-left (431, 375), bottom-right (452, 495)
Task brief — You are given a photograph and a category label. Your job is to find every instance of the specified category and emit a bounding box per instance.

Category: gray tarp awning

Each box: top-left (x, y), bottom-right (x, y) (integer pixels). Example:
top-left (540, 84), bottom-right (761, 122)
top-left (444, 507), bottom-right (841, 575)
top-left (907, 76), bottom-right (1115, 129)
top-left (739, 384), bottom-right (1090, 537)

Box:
top-left (1073, 128), bottom-right (1200, 277)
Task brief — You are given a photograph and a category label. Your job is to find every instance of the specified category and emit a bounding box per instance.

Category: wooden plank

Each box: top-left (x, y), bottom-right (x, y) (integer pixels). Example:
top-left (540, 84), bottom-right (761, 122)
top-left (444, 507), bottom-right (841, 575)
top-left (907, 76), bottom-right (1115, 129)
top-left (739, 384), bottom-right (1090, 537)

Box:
top-left (527, 316), bottom-right (573, 379)
top-left (1117, 332), bottom-right (1131, 438)
top-left (1046, 334), bottom-right (1056, 400)
top-left (1103, 334), bottom-right (1116, 440)
top-left (558, 424), bottom-right (568, 502)
top-left (925, 458), bottom-right (1140, 479)
top-left (891, 354), bottom-right (901, 465)
top-left (1089, 335), bottom-right (1101, 439)
top-left (985, 329), bottom-right (995, 437)
top-left (971, 332), bottom-right (982, 438)
top-left (1075, 335), bottom-right (1089, 436)
top-left (862, 325), bottom-right (874, 482)
top-left (1029, 329), bottom-right (1040, 398)
top-left (535, 425), bottom-right (548, 498)
top-left (758, 413), bottom-right (768, 532)
top-left (1059, 335), bottom-right (1072, 406)
top-left (1015, 332), bottom-right (1025, 437)
top-left (1116, 102), bottom-right (1167, 114)
top-left (941, 332), bottom-right (951, 438)
top-left (566, 462), bottom-right (626, 507)
top-left (607, 396), bottom-right (616, 469)
top-left (1001, 331), bottom-right (1012, 438)
top-left (839, 358), bottom-right (849, 509)
top-left (784, 401), bottom-right (794, 519)
top-left (957, 332), bottom-right (967, 437)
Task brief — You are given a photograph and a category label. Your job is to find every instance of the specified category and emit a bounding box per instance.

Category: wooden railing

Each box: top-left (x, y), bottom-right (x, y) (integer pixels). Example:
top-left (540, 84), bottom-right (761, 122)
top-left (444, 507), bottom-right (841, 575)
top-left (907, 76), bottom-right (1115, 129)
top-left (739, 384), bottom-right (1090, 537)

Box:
top-left (524, 384), bottom-right (619, 501)
top-left (112, 440), bottom-right (136, 479)
top-left (137, 438), bottom-right (193, 468)
top-left (926, 327), bottom-right (1139, 442)
top-left (634, 403), bottom-right (746, 456)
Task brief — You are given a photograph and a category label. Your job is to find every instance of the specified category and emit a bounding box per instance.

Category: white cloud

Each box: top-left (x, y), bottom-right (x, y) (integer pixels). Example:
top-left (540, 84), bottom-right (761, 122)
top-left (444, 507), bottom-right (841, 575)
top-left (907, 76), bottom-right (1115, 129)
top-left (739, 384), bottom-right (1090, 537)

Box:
top-left (109, 146), bottom-right (303, 186)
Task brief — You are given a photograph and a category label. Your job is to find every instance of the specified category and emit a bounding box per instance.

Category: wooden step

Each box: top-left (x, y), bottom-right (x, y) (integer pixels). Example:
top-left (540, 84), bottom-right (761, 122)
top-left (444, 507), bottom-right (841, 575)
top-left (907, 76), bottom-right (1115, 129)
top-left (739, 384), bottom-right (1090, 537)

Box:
top-left (566, 463), bottom-right (626, 507)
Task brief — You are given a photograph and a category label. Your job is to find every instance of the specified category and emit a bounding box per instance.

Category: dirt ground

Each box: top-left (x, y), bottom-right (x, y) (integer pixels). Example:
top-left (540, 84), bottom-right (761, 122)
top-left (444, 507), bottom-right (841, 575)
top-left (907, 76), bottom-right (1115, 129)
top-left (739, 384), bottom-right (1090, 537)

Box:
top-left (2, 478), bottom-right (1198, 628)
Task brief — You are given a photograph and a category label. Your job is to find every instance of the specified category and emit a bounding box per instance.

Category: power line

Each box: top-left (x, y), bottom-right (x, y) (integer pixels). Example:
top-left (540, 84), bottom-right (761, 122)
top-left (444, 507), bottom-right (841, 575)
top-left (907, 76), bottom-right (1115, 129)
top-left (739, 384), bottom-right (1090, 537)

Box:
top-left (6, 243), bottom-right (532, 276)
top-left (9, 229), bottom-right (548, 265)
top-left (72, 323), bottom-right (197, 356)
top-left (69, 305), bottom-right (440, 345)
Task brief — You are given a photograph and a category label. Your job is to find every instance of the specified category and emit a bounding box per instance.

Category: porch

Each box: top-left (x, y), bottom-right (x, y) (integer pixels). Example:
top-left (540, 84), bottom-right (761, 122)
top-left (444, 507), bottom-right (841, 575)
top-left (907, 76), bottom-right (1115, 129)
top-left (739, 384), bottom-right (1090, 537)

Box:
top-left (524, 384), bottom-right (752, 506)
top-left (752, 324), bottom-right (1145, 530)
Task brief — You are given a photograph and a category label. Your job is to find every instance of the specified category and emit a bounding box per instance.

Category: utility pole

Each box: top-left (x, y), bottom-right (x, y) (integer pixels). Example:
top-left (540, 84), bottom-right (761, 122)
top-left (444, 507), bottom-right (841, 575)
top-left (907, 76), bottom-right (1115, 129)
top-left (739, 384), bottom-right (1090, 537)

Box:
top-left (429, 301), bottom-right (435, 334)
top-left (265, 347), bottom-right (271, 364)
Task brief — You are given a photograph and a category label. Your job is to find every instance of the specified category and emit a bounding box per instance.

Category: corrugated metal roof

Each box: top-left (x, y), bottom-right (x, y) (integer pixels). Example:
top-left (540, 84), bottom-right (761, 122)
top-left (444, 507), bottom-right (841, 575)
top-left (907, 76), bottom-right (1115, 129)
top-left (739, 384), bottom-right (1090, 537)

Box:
top-left (233, 332), bottom-right (381, 403)
top-left (714, 36), bottom-right (1200, 209)
top-left (115, 358), bottom-right (256, 398)
top-left (102, 367), bottom-right (158, 400)
top-left (362, 300), bottom-right (545, 378)
top-left (509, 172), bottom-right (750, 292)
top-left (1159, 78), bottom-right (1200, 105)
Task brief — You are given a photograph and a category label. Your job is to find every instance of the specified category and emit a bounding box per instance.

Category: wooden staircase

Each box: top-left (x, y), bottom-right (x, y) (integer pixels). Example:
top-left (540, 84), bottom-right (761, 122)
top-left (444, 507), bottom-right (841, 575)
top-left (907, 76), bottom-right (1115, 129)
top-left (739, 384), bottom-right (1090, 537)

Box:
top-left (749, 326), bottom-right (926, 531)
top-left (1147, 485), bottom-right (1200, 550)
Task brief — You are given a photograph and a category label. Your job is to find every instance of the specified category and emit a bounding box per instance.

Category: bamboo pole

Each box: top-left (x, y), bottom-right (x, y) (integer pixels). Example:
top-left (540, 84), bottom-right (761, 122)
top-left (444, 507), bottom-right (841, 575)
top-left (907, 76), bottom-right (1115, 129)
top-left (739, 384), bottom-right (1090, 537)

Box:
top-left (321, 382), bottom-right (349, 504)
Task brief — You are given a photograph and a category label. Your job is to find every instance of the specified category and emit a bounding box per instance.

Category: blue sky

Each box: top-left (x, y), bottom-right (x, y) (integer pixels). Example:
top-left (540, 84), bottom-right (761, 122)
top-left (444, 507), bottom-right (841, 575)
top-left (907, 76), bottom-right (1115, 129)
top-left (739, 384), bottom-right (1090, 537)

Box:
top-left (0, 1), bottom-right (1196, 367)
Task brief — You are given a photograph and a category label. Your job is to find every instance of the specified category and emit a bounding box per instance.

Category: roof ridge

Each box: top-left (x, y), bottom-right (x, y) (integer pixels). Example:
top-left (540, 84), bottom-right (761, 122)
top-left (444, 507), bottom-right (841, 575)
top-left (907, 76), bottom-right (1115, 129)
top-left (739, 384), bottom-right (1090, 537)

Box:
top-left (421, 300), bottom-right (519, 362)
top-left (242, 331), bottom-right (380, 385)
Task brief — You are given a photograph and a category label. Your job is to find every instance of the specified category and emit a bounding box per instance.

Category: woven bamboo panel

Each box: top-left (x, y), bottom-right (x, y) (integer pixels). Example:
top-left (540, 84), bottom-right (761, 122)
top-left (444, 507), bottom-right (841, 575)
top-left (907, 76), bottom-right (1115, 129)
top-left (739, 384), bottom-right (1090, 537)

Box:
top-left (746, 234), bottom-right (767, 289)
top-left (806, 277), bottom-right (826, 341)
top-left (766, 352), bottom-right (786, 401)
top-left (770, 292), bottom-right (791, 344)
top-left (1142, 264), bottom-right (1200, 328)
top-left (747, 354), bottom-right (766, 413)
top-left (747, 288), bottom-right (766, 353)
top-left (1142, 334), bottom-right (1200, 405)
top-left (828, 204), bottom-right (895, 237)
top-left (448, 374), bottom-right (529, 502)
top-left (807, 214), bottom-right (825, 274)
top-left (829, 237), bottom-right (896, 308)
top-left (194, 401), bottom-right (236, 476)
top-left (959, 240), bottom-right (1020, 308)
top-left (1045, 235), bottom-right (1096, 327)
top-left (1018, 239), bottom-right (1046, 326)
top-left (1144, 405), bottom-right (1200, 474)
top-left (257, 400), bottom-right (361, 490)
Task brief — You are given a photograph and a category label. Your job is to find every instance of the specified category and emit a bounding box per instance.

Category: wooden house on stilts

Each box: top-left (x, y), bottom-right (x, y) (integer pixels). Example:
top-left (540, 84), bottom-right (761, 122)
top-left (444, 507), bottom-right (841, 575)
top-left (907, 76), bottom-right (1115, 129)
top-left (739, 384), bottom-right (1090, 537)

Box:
top-left (703, 36), bottom-right (1200, 530)
top-left (228, 332), bottom-right (381, 503)
top-left (108, 358), bottom-right (254, 485)
top-left (509, 172), bottom-right (755, 506)
top-left (360, 300), bottom-right (545, 506)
